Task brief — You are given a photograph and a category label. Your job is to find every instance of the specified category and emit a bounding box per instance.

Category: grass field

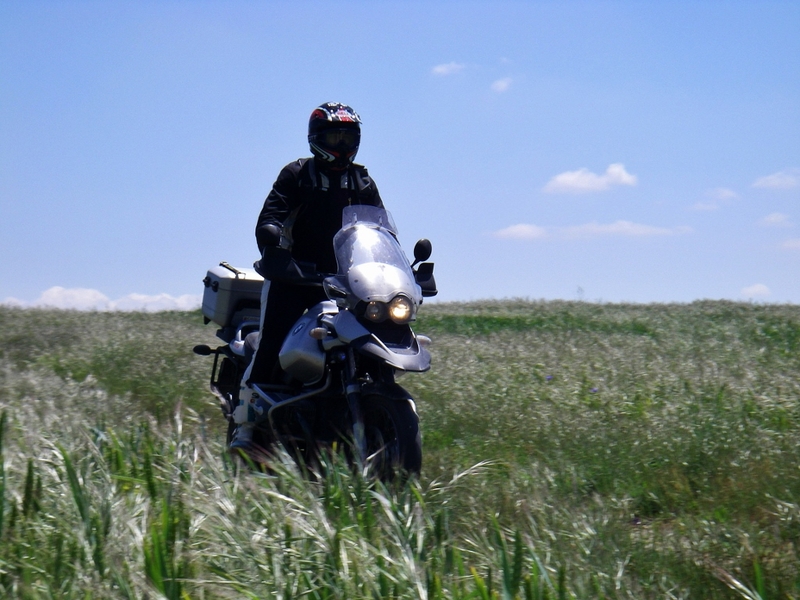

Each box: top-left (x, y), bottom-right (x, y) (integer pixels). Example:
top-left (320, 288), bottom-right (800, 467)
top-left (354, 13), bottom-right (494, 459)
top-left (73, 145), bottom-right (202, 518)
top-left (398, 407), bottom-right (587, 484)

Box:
top-left (0, 300), bottom-right (798, 598)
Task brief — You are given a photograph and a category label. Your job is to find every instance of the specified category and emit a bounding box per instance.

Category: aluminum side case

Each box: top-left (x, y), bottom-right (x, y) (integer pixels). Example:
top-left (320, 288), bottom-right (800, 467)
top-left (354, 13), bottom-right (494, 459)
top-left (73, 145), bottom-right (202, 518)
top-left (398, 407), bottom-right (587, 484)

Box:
top-left (202, 263), bottom-right (263, 328)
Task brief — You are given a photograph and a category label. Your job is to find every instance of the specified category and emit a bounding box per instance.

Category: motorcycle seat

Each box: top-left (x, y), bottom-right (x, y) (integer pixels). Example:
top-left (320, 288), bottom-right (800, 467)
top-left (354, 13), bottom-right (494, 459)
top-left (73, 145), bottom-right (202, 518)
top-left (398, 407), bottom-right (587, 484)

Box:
top-left (230, 324), bottom-right (260, 361)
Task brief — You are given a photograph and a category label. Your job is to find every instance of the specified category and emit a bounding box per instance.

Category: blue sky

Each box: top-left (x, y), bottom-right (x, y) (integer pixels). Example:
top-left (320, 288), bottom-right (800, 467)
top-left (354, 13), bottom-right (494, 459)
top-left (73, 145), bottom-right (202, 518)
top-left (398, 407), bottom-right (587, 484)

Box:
top-left (1, 1), bottom-right (799, 309)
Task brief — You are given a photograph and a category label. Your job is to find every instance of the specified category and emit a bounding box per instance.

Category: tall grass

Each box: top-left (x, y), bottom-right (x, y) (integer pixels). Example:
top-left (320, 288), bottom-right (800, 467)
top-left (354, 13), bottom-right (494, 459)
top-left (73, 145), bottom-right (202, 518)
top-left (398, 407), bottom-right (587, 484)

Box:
top-left (0, 301), bottom-right (798, 598)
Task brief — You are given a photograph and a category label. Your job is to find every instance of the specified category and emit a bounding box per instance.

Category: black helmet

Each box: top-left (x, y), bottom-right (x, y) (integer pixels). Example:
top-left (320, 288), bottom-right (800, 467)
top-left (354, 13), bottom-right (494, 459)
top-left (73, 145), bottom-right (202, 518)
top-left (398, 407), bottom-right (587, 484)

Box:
top-left (308, 102), bottom-right (362, 170)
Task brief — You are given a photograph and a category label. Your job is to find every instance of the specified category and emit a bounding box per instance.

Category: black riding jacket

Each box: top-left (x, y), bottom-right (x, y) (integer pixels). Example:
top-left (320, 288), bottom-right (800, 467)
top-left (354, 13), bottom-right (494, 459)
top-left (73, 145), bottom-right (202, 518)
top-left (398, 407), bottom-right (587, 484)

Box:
top-left (255, 158), bottom-right (383, 275)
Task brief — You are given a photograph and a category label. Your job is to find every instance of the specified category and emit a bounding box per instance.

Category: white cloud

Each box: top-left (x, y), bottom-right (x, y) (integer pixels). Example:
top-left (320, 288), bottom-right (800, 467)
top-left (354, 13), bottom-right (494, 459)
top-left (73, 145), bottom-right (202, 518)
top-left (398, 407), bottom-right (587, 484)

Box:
top-left (431, 62), bottom-right (465, 76)
top-left (36, 287), bottom-right (111, 310)
top-left (491, 223), bottom-right (547, 240)
top-left (490, 77), bottom-right (512, 93)
top-left (690, 202), bottom-right (721, 212)
top-left (1, 297), bottom-right (25, 308)
top-left (707, 187), bottom-right (739, 201)
top-left (2, 287), bottom-right (202, 312)
top-left (543, 163), bottom-right (638, 194)
top-left (759, 213), bottom-right (793, 228)
top-left (752, 168), bottom-right (800, 190)
top-left (690, 187), bottom-right (738, 211)
top-left (490, 220), bottom-right (691, 240)
top-left (741, 283), bottom-right (771, 298)
top-left (560, 221), bottom-right (691, 239)
top-left (783, 239), bottom-right (800, 250)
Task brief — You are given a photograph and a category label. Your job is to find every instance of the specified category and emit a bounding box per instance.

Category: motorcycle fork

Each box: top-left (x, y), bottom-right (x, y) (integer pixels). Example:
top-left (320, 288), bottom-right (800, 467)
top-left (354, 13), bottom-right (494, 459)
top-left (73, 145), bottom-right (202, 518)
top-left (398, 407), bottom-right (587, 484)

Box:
top-left (343, 348), bottom-right (367, 465)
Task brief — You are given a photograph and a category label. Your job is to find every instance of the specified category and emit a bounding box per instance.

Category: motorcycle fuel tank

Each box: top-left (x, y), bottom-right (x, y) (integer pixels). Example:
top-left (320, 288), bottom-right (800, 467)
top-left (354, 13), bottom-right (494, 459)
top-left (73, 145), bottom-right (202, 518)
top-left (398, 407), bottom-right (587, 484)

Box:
top-left (278, 301), bottom-right (337, 384)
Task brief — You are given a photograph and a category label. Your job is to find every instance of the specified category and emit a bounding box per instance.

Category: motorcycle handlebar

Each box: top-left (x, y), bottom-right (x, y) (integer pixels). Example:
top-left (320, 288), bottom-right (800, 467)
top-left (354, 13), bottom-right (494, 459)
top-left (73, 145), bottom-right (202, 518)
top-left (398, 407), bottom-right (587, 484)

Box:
top-left (254, 247), bottom-right (327, 286)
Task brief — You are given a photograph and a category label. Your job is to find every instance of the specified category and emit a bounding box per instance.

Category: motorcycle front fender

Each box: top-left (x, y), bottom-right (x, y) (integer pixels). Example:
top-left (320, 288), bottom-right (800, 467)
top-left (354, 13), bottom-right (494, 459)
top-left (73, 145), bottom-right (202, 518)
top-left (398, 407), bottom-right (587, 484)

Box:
top-left (353, 334), bottom-right (431, 372)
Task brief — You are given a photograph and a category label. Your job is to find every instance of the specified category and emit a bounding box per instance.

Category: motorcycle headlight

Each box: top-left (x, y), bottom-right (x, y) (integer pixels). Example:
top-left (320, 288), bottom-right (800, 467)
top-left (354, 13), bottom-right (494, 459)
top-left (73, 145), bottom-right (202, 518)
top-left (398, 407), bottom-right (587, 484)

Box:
top-left (364, 301), bottom-right (387, 322)
top-left (388, 295), bottom-right (415, 324)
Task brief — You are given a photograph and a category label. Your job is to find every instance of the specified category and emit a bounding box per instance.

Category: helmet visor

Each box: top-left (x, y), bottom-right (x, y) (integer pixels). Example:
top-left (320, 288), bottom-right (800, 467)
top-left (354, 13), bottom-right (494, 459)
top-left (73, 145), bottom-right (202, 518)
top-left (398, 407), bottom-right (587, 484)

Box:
top-left (319, 128), bottom-right (360, 150)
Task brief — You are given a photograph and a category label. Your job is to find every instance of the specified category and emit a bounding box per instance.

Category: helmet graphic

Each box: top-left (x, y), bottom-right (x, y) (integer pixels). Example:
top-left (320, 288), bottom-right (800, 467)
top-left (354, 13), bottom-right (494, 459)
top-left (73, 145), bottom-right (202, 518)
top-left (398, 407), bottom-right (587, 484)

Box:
top-left (308, 102), bottom-right (362, 170)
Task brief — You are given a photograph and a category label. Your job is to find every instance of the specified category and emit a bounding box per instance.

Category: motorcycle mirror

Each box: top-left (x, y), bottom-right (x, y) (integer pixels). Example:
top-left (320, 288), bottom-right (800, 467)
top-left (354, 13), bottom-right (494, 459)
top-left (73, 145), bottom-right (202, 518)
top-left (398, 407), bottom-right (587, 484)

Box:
top-left (193, 344), bottom-right (213, 356)
top-left (412, 239), bottom-right (432, 266)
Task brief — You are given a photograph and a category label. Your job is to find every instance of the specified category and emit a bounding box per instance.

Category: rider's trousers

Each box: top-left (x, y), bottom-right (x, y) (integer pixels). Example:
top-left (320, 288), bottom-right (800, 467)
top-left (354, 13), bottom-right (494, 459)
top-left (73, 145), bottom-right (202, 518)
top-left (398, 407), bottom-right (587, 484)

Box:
top-left (240, 278), bottom-right (328, 397)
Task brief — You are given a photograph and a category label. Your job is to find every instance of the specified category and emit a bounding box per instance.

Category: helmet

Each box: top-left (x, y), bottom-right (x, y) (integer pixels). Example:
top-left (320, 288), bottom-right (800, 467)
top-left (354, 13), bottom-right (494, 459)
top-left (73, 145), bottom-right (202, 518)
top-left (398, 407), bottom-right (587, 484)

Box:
top-left (308, 102), bottom-right (362, 170)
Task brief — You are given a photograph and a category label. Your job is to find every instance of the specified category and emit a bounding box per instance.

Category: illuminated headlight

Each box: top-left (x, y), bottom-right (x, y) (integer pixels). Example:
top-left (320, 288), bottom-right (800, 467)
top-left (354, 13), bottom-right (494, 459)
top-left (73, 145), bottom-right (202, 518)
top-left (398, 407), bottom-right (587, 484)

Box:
top-left (388, 296), bottom-right (415, 324)
top-left (363, 296), bottom-right (416, 324)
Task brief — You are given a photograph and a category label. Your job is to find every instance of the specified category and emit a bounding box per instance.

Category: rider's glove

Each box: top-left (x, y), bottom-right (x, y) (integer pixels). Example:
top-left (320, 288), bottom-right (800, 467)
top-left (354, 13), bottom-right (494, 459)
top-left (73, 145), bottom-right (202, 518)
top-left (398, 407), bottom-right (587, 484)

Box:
top-left (257, 223), bottom-right (282, 248)
top-left (255, 245), bottom-right (291, 279)
top-left (254, 224), bottom-right (290, 278)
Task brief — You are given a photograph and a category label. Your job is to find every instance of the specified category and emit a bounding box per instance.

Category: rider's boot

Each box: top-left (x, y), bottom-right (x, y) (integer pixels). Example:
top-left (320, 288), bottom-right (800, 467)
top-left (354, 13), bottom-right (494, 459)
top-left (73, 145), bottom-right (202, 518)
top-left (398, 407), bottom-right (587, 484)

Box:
top-left (229, 383), bottom-right (260, 457)
top-left (230, 422), bottom-right (255, 448)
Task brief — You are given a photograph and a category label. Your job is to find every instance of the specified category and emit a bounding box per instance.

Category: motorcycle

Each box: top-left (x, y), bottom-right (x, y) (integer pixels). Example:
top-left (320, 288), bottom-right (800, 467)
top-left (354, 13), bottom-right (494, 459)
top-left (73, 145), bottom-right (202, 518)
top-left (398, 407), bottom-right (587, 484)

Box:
top-left (194, 205), bottom-right (437, 477)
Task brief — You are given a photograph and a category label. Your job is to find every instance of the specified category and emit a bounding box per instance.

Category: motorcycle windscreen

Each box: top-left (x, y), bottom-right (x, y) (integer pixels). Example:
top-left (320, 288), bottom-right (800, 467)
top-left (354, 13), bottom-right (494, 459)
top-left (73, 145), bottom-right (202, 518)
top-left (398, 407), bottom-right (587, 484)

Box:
top-left (332, 214), bottom-right (421, 305)
top-left (340, 205), bottom-right (398, 235)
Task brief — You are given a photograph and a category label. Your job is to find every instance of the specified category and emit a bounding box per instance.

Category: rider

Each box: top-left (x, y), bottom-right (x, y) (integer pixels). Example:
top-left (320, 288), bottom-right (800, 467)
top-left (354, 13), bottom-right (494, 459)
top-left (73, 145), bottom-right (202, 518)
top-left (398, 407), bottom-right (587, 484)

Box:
top-left (230, 102), bottom-right (384, 453)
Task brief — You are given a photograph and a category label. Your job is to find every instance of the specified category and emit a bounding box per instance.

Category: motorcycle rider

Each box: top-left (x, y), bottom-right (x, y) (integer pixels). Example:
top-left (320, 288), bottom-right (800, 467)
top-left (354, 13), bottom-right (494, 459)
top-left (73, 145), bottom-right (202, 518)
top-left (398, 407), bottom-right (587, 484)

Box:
top-left (230, 102), bottom-right (384, 453)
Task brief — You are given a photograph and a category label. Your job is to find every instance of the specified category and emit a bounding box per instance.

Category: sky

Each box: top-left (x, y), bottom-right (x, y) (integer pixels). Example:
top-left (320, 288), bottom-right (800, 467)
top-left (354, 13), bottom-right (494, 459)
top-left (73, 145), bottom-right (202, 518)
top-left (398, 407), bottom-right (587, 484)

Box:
top-left (1, 0), bottom-right (799, 310)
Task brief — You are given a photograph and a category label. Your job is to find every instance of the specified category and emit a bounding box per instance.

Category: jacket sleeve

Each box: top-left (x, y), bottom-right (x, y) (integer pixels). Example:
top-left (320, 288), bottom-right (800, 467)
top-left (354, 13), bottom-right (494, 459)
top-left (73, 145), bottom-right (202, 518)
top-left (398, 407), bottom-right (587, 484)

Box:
top-left (358, 166), bottom-right (384, 208)
top-left (255, 160), bottom-right (302, 252)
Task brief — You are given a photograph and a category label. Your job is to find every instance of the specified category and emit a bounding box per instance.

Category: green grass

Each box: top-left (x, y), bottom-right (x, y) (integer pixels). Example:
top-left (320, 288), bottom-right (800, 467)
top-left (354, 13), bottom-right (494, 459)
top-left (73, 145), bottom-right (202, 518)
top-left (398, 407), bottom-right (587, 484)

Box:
top-left (0, 301), bottom-right (799, 598)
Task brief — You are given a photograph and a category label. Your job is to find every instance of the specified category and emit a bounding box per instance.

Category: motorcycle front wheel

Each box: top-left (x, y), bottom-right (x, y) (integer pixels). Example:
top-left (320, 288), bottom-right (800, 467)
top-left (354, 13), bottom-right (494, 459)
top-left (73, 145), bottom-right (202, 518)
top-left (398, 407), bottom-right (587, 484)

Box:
top-left (360, 394), bottom-right (422, 479)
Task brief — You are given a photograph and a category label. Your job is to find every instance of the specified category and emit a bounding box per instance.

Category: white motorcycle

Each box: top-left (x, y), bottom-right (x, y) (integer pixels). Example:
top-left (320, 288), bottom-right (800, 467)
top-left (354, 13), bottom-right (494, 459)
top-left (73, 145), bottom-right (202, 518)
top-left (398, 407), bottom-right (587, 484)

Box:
top-left (194, 206), bottom-right (436, 477)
